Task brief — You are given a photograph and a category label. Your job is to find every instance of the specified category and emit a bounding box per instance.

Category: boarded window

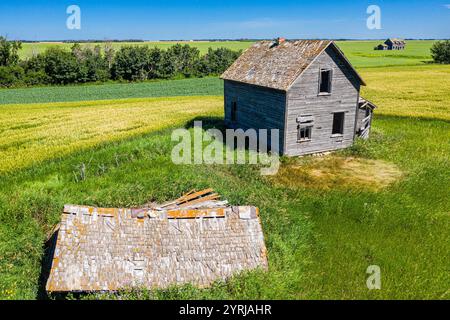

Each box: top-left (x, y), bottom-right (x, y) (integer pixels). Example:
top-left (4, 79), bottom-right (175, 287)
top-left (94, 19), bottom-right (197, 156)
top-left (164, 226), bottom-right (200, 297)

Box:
top-left (332, 112), bottom-right (345, 135)
top-left (231, 101), bottom-right (237, 122)
top-left (297, 115), bottom-right (314, 142)
top-left (319, 69), bottom-right (332, 94)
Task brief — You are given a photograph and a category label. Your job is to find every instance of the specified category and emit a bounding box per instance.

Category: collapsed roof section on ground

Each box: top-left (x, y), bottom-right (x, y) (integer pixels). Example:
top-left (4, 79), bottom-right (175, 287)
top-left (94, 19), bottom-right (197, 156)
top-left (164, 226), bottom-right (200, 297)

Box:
top-left (46, 191), bottom-right (268, 292)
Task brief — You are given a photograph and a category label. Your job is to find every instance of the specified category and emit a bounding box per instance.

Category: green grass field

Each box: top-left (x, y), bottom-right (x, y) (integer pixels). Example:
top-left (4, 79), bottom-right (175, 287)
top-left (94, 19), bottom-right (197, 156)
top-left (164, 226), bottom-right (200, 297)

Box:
top-left (0, 77), bottom-right (223, 105)
top-left (20, 41), bottom-right (253, 58)
top-left (336, 40), bottom-right (435, 67)
top-left (0, 41), bottom-right (449, 299)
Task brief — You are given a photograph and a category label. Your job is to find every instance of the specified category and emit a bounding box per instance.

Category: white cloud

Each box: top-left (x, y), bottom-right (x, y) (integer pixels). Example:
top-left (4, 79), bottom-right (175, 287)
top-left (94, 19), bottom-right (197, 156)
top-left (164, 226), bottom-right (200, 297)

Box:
top-left (444, 4), bottom-right (450, 9)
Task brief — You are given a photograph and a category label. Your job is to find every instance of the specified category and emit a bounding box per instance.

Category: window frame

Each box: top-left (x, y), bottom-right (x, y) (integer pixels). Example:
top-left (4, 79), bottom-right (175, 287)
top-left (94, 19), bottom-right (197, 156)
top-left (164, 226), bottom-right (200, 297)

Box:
top-left (298, 125), bottom-right (313, 142)
top-left (297, 115), bottom-right (314, 142)
top-left (318, 68), bottom-right (333, 95)
top-left (331, 112), bottom-right (345, 136)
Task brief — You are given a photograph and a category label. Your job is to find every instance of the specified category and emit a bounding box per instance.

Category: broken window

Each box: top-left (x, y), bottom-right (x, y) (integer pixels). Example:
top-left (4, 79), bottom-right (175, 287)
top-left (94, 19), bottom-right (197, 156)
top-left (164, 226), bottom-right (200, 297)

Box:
top-left (298, 126), bottom-right (312, 141)
top-left (319, 69), bottom-right (332, 94)
top-left (231, 101), bottom-right (237, 122)
top-left (297, 115), bottom-right (314, 142)
top-left (332, 112), bottom-right (345, 135)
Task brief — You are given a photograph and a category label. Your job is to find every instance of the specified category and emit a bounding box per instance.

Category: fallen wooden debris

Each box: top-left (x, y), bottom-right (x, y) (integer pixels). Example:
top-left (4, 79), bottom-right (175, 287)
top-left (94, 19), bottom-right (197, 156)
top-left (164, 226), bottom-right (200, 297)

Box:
top-left (46, 189), bottom-right (267, 292)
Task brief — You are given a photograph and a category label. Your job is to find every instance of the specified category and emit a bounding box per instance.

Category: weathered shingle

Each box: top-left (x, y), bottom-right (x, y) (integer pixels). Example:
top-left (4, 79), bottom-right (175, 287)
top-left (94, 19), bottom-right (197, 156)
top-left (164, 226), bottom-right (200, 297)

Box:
top-left (46, 204), bottom-right (268, 292)
top-left (221, 39), bottom-right (365, 91)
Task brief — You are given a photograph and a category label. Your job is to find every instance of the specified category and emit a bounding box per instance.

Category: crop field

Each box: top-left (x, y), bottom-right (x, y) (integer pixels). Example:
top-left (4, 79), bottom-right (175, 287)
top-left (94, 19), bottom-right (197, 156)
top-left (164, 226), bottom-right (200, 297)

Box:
top-left (0, 77), bottom-right (223, 105)
top-left (0, 41), bottom-right (449, 299)
top-left (19, 41), bottom-right (254, 58)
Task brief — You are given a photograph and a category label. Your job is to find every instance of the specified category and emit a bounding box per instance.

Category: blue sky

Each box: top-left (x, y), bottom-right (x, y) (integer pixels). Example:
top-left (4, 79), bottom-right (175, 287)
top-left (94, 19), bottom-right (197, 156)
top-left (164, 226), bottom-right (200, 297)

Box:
top-left (0, 0), bottom-right (449, 40)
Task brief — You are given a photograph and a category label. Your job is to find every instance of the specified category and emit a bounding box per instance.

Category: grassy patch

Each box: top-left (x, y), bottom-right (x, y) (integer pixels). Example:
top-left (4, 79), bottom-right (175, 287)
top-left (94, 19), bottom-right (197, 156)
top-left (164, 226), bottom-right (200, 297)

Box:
top-left (270, 155), bottom-right (403, 191)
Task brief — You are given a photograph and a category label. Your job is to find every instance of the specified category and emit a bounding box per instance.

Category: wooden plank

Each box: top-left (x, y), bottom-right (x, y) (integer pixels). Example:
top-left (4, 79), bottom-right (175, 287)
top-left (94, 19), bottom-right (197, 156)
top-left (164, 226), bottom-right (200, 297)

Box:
top-left (178, 193), bottom-right (220, 208)
top-left (175, 188), bottom-right (215, 205)
top-left (166, 208), bottom-right (226, 219)
top-left (158, 189), bottom-right (211, 209)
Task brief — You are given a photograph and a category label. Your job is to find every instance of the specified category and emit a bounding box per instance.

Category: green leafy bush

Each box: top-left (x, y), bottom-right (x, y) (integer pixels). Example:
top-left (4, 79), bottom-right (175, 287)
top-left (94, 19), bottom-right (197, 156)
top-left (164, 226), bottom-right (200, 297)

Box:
top-left (0, 66), bottom-right (24, 87)
top-left (0, 36), bottom-right (22, 67)
top-left (431, 40), bottom-right (450, 64)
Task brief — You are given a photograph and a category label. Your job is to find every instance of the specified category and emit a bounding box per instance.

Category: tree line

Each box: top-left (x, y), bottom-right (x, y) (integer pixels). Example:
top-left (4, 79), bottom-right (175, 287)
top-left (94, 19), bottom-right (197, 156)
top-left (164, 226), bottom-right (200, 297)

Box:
top-left (0, 37), bottom-right (242, 88)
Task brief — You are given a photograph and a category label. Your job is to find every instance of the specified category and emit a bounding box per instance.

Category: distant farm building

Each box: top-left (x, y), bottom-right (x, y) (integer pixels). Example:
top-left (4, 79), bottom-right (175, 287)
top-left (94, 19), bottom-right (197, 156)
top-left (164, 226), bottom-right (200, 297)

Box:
top-left (375, 44), bottom-right (388, 51)
top-left (221, 38), bottom-right (376, 157)
top-left (375, 38), bottom-right (406, 50)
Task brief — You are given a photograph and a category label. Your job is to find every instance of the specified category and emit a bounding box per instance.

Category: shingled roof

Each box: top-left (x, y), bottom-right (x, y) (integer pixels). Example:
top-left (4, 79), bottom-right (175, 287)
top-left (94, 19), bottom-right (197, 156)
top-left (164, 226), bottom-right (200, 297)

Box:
top-left (46, 190), bottom-right (268, 292)
top-left (385, 38), bottom-right (406, 45)
top-left (221, 39), bottom-right (365, 91)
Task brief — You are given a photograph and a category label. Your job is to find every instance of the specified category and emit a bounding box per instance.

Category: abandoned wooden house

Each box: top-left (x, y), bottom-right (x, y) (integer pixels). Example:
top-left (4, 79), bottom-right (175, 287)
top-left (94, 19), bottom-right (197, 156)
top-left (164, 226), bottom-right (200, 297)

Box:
top-left (221, 39), bottom-right (376, 156)
top-left (384, 38), bottom-right (406, 50)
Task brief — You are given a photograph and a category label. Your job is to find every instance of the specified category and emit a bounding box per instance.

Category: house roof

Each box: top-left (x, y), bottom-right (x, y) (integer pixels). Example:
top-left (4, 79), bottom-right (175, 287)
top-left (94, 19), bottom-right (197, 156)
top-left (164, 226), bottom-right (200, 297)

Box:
top-left (359, 97), bottom-right (377, 109)
top-left (46, 191), bottom-right (268, 292)
top-left (385, 38), bottom-right (406, 45)
top-left (221, 39), bottom-right (366, 91)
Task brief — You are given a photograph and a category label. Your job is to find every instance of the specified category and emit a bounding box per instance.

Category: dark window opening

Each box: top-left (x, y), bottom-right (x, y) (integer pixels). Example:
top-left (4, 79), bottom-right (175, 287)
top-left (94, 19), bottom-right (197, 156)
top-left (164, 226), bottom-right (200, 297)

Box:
top-left (298, 126), bottom-right (312, 141)
top-left (319, 69), bottom-right (332, 94)
top-left (332, 112), bottom-right (345, 135)
top-left (231, 101), bottom-right (237, 122)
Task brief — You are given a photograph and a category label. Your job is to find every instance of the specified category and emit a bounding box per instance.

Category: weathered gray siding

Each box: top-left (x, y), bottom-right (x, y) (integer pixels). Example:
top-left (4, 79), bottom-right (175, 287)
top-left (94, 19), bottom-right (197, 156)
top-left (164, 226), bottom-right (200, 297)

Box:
top-left (284, 46), bottom-right (361, 156)
top-left (224, 80), bottom-right (286, 151)
top-left (356, 107), bottom-right (373, 139)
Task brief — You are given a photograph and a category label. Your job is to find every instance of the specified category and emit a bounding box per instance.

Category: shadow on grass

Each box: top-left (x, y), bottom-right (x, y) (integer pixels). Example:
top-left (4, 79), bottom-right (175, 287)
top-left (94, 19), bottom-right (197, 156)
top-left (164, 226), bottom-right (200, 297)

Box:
top-left (184, 116), bottom-right (280, 153)
top-left (36, 230), bottom-right (57, 300)
top-left (184, 116), bottom-right (226, 132)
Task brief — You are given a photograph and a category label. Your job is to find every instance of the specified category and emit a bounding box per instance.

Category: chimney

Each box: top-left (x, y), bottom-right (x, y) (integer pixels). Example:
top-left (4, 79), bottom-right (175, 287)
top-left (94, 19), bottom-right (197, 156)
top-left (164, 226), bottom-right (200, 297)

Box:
top-left (270, 37), bottom-right (286, 48)
top-left (276, 37), bottom-right (286, 45)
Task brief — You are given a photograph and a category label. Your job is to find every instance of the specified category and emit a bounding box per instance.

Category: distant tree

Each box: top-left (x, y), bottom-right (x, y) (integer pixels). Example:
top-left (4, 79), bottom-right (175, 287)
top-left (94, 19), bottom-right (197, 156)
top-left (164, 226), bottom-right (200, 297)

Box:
top-left (166, 44), bottom-right (200, 77)
top-left (431, 40), bottom-right (450, 64)
top-left (42, 48), bottom-right (80, 84)
top-left (0, 65), bottom-right (24, 87)
top-left (104, 42), bottom-right (115, 69)
top-left (0, 36), bottom-right (22, 66)
top-left (112, 46), bottom-right (151, 81)
top-left (147, 47), bottom-right (165, 79)
top-left (199, 47), bottom-right (242, 75)
top-left (72, 44), bottom-right (109, 82)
